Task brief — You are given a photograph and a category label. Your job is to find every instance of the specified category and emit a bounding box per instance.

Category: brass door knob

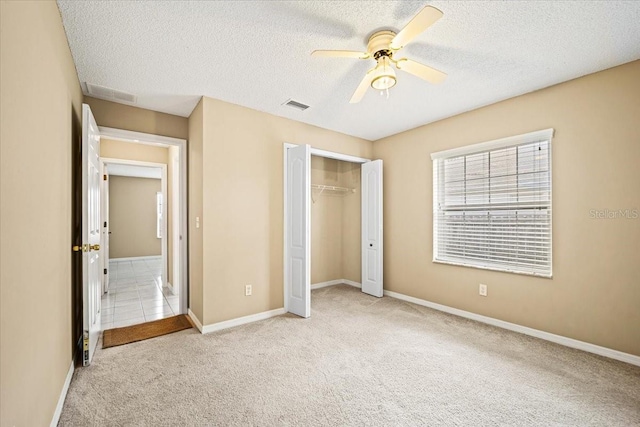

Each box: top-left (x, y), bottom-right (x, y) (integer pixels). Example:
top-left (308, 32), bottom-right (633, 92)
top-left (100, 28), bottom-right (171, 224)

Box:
top-left (90, 244), bottom-right (100, 251)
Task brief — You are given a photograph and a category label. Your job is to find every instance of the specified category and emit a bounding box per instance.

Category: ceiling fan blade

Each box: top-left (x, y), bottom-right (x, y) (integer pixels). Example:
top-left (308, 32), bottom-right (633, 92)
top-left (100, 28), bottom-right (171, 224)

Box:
top-left (395, 58), bottom-right (447, 84)
top-left (390, 6), bottom-right (443, 50)
top-left (349, 69), bottom-right (376, 104)
top-left (311, 50), bottom-right (370, 59)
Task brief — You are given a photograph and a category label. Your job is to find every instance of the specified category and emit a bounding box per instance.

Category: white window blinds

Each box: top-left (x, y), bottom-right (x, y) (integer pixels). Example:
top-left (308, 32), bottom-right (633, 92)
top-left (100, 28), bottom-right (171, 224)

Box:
top-left (432, 129), bottom-right (553, 277)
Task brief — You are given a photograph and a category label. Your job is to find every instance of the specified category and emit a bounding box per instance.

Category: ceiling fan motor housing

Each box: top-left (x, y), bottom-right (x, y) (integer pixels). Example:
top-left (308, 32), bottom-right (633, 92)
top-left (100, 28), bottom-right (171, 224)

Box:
top-left (367, 30), bottom-right (397, 58)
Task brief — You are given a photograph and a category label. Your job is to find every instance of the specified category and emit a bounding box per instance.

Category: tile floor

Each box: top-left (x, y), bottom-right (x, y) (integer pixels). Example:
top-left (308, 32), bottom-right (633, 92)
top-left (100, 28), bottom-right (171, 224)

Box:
top-left (101, 257), bottom-right (180, 330)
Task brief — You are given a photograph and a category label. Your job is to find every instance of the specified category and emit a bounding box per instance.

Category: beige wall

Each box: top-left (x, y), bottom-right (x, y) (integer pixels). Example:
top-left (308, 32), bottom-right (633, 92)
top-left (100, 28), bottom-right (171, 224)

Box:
top-left (109, 176), bottom-right (162, 258)
top-left (310, 157), bottom-right (361, 284)
top-left (102, 138), bottom-right (169, 164)
top-left (85, 96), bottom-right (189, 140)
top-left (0, 1), bottom-right (83, 425)
top-left (188, 99), bottom-right (204, 321)
top-left (193, 96), bottom-right (373, 326)
top-left (311, 157), bottom-right (344, 283)
top-left (374, 60), bottom-right (640, 356)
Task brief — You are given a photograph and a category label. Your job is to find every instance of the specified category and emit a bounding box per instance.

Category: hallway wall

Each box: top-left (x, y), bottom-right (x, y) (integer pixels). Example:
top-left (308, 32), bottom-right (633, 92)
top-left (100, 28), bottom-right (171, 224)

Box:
top-left (109, 176), bottom-right (162, 258)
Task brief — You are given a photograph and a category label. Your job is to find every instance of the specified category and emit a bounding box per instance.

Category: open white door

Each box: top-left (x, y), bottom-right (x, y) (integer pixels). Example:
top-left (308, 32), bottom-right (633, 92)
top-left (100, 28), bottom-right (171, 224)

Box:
top-left (361, 160), bottom-right (383, 297)
top-left (286, 144), bottom-right (311, 318)
top-left (81, 104), bottom-right (102, 365)
top-left (101, 163), bottom-right (110, 293)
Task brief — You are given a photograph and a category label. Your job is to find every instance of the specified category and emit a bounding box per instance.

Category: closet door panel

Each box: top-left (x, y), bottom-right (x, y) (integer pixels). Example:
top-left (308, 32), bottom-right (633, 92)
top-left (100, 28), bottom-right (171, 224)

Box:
top-left (286, 144), bottom-right (311, 317)
top-left (361, 160), bottom-right (383, 297)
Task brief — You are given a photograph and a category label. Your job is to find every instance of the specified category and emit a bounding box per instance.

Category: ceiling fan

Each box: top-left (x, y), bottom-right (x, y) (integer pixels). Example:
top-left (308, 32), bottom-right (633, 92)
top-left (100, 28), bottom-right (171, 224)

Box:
top-left (311, 5), bottom-right (447, 103)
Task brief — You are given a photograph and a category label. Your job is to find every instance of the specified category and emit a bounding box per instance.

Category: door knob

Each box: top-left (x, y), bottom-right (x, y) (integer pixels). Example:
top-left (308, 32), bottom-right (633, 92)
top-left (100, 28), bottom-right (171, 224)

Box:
top-left (90, 244), bottom-right (100, 251)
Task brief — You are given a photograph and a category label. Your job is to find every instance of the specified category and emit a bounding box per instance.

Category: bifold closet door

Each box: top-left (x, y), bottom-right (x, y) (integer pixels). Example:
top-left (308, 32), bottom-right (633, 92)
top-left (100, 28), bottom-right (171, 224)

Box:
top-left (361, 160), bottom-right (383, 297)
top-left (286, 144), bottom-right (311, 317)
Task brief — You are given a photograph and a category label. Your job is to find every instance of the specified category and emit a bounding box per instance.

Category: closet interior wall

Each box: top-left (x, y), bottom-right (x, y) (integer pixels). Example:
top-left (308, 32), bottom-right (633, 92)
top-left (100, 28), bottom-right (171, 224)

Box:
top-left (310, 156), bottom-right (361, 285)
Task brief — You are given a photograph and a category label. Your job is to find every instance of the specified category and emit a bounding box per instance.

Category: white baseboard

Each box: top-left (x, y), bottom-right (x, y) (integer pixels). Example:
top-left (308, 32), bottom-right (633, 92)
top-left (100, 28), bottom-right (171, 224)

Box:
top-left (201, 308), bottom-right (286, 334)
top-left (188, 309), bottom-right (203, 333)
top-left (311, 279), bottom-right (343, 290)
top-left (50, 360), bottom-right (74, 427)
top-left (110, 255), bottom-right (161, 262)
top-left (342, 279), bottom-right (362, 288)
top-left (311, 279), bottom-right (362, 290)
top-left (384, 290), bottom-right (640, 367)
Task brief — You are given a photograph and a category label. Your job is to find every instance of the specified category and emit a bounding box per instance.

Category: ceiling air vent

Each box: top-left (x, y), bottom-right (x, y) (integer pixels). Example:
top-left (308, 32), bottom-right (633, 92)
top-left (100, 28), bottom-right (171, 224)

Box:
top-left (86, 83), bottom-right (137, 103)
top-left (282, 99), bottom-right (310, 111)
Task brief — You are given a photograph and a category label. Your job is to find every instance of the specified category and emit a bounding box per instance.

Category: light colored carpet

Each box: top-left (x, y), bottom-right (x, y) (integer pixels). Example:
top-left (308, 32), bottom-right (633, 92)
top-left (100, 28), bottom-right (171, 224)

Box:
top-left (59, 285), bottom-right (640, 426)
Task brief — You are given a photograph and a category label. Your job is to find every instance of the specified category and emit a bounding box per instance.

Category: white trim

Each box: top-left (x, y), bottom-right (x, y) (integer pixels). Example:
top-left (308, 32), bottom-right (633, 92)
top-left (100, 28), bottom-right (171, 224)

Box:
top-left (311, 279), bottom-right (343, 290)
top-left (99, 126), bottom-right (186, 147)
top-left (430, 128), bottom-right (554, 160)
top-left (433, 259), bottom-right (553, 279)
top-left (188, 309), bottom-right (203, 333)
top-left (384, 290), bottom-right (640, 367)
top-left (283, 144), bottom-right (289, 312)
top-left (311, 279), bottom-right (362, 290)
top-left (284, 142), bottom-right (371, 164)
top-left (201, 308), bottom-right (286, 334)
top-left (110, 255), bottom-right (161, 261)
top-left (310, 147), bottom-right (370, 164)
top-left (342, 279), bottom-right (362, 288)
top-left (50, 361), bottom-right (74, 427)
top-left (101, 157), bottom-right (167, 169)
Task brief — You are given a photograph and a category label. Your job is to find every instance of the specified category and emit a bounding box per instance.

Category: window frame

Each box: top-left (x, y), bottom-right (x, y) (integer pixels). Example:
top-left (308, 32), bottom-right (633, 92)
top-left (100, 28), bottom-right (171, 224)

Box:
top-left (431, 128), bottom-right (554, 278)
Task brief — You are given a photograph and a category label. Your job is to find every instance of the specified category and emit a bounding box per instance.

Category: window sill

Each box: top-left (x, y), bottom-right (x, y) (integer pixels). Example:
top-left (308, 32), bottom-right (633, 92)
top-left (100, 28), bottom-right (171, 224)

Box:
top-left (432, 259), bottom-right (552, 279)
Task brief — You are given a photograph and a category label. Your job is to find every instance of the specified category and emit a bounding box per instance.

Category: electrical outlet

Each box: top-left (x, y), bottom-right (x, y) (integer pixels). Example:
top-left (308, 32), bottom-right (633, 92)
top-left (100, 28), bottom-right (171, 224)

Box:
top-left (245, 285), bottom-right (252, 296)
top-left (479, 284), bottom-right (488, 297)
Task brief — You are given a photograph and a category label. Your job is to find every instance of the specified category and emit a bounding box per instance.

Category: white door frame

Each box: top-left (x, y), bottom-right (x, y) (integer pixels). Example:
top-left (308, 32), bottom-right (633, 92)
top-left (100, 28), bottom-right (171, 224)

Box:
top-left (101, 163), bottom-right (110, 293)
top-left (282, 143), bottom-right (371, 312)
top-left (169, 146), bottom-right (181, 296)
top-left (100, 158), bottom-right (168, 288)
top-left (99, 127), bottom-right (188, 315)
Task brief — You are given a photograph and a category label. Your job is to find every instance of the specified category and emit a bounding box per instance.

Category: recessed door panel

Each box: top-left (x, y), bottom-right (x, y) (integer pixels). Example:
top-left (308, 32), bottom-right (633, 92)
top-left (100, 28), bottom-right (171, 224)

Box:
top-left (286, 144), bottom-right (311, 317)
top-left (361, 160), bottom-right (383, 297)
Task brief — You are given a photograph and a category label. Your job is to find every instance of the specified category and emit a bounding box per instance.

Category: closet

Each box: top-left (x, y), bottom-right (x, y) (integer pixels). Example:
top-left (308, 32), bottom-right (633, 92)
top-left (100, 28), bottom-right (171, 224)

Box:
top-left (310, 156), bottom-right (361, 288)
top-left (284, 143), bottom-right (383, 319)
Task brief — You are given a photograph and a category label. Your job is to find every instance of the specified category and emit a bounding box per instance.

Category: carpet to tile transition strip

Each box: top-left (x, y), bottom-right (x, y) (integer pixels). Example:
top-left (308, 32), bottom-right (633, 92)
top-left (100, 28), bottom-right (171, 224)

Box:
top-left (102, 315), bottom-right (193, 348)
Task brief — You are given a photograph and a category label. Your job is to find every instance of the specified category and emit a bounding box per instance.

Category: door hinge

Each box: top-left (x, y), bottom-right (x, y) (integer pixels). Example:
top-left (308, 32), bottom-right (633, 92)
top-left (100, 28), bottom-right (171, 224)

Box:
top-left (104, 268), bottom-right (108, 275)
top-left (104, 221), bottom-right (107, 228)
top-left (103, 174), bottom-right (108, 181)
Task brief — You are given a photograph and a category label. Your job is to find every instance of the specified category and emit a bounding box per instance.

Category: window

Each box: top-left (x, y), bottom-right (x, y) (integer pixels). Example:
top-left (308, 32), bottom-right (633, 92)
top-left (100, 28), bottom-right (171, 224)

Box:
top-left (432, 129), bottom-right (553, 277)
top-left (156, 191), bottom-right (163, 239)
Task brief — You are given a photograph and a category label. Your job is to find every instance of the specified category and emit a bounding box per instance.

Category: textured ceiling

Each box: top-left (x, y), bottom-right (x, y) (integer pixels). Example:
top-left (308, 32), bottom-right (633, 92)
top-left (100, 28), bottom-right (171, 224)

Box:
top-left (58, 1), bottom-right (640, 141)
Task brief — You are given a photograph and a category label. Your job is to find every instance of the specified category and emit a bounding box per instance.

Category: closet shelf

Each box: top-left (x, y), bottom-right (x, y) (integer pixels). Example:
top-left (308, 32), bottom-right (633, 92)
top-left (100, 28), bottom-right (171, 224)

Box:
top-left (311, 184), bottom-right (355, 194)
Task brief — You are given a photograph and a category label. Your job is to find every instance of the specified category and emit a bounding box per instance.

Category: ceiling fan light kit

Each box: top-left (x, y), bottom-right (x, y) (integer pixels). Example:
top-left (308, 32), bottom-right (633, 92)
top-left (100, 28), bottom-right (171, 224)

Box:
top-left (371, 55), bottom-right (397, 91)
top-left (311, 6), bottom-right (447, 103)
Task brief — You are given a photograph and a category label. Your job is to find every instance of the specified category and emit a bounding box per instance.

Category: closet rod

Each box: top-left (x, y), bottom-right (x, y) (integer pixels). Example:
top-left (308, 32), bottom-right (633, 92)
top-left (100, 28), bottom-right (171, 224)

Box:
top-left (311, 184), bottom-right (355, 193)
